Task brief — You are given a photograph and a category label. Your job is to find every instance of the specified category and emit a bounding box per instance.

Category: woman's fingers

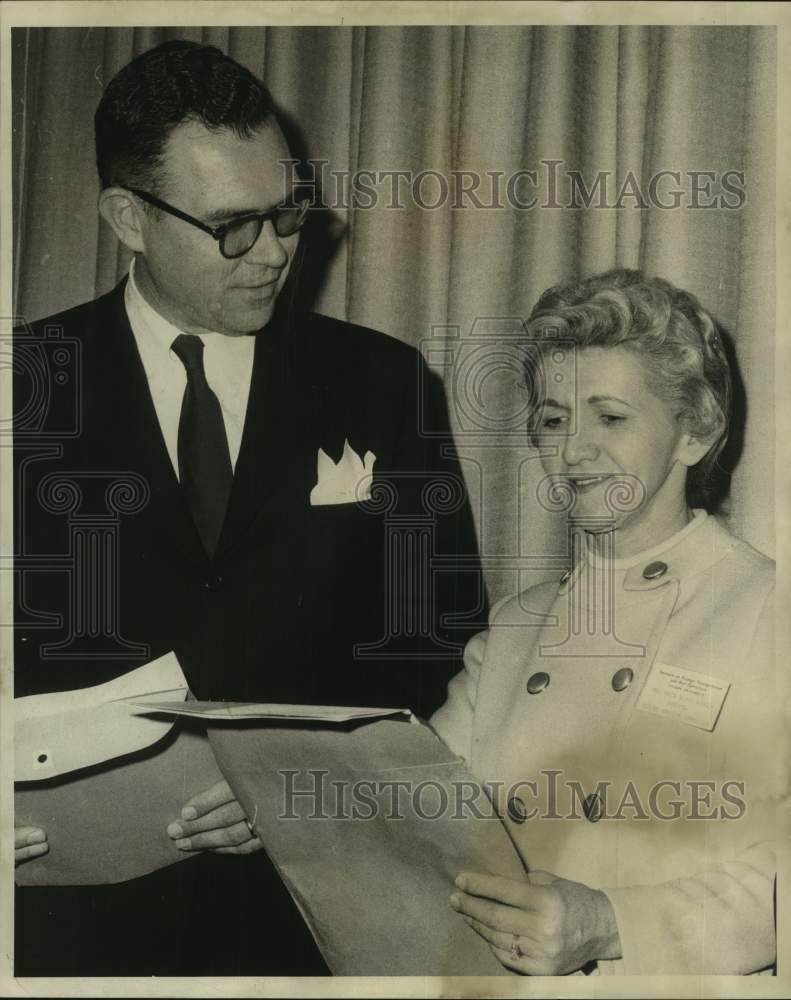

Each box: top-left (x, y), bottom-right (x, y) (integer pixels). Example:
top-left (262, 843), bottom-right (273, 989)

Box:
top-left (460, 913), bottom-right (512, 950)
top-left (451, 888), bottom-right (524, 933)
top-left (455, 871), bottom-right (534, 909)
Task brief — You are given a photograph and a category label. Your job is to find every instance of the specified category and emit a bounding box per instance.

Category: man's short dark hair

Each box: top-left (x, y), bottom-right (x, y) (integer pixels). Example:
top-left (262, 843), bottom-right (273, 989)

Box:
top-left (95, 40), bottom-right (276, 192)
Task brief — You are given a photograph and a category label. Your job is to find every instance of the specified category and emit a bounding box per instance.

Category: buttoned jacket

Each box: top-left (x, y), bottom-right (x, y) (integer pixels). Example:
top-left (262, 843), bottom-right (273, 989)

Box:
top-left (13, 280), bottom-right (484, 712)
top-left (13, 279), bottom-right (486, 976)
top-left (431, 513), bottom-right (781, 975)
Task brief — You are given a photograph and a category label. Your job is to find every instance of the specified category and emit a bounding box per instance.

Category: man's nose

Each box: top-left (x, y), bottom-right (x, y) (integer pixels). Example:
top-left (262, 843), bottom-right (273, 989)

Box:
top-left (244, 220), bottom-right (290, 268)
top-left (561, 424), bottom-right (600, 466)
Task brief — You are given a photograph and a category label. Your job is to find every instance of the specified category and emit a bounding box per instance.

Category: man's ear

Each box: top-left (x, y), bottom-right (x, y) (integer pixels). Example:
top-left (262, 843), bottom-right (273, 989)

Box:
top-left (677, 431), bottom-right (717, 469)
top-left (98, 188), bottom-right (148, 253)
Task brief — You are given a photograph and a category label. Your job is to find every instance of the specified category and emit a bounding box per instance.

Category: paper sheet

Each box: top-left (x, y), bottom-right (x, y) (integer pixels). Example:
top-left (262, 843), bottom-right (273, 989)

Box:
top-left (206, 716), bottom-right (525, 976)
top-left (18, 672), bottom-right (525, 973)
top-left (15, 654), bottom-right (225, 886)
top-left (15, 724), bottom-right (224, 886)
top-left (16, 652), bottom-right (188, 780)
top-left (134, 701), bottom-right (412, 722)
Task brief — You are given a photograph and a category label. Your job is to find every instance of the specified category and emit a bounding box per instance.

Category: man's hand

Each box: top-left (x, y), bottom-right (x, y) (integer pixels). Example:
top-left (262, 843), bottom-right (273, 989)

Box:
top-left (15, 826), bottom-right (49, 866)
top-left (449, 869), bottom-right (621, 975)
top-left (167, 780), bottom-right (264, 855)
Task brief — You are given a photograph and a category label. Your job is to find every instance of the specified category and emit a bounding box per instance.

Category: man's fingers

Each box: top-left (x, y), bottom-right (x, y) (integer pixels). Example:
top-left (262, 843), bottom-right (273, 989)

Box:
top-left (179, 779), bottom-right (235, 820)
top-left (212, 837), bottom-right (264, 856)
top-left (167, 800), bottom-right (244, 839)
top-left (455, 871), bottom-right (533, 910)
top-left (15, 841), bottom-right (49, 865)
top-left (14, 826), bottom-right (47, 850)
top-left (172, 820), bottom-right (254, 852)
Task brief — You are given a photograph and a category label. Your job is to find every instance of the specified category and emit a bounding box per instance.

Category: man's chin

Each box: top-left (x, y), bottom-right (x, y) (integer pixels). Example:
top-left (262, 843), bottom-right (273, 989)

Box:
top-left (216, 302), bottom-right (277, 337)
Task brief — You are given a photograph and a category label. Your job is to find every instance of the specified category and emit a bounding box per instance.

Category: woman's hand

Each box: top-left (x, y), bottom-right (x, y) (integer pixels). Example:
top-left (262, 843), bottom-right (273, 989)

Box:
top-left (450, 869), bottom-right (621, 975)
top-left (15, 826), bottom-right (49, 866)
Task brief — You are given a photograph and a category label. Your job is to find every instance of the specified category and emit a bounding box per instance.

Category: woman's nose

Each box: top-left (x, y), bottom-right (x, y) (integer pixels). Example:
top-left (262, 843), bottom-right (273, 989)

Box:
top-left (561, 426), bottom-right (600, 466)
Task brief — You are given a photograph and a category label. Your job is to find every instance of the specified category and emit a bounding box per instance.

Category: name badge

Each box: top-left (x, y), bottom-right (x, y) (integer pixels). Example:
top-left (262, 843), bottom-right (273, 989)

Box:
top-left (636, 662), bottom-right (730, 731)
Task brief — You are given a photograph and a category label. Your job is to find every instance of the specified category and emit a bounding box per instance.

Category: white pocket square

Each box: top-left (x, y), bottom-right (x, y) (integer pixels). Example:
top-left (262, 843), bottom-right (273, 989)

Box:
top-left (310, 440), bottom-right (376, 506)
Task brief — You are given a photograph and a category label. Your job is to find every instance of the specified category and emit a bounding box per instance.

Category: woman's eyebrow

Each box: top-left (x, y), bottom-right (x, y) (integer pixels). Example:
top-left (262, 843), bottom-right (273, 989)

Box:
top-left (587, 394), bottom-right (635, 409)
top-left (542, 398), bottom-right (569, 411)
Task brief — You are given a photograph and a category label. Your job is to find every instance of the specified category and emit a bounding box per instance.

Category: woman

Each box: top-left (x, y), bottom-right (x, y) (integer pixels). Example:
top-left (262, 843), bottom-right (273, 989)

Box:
top-left (431, 269), bottom-right (779, 976)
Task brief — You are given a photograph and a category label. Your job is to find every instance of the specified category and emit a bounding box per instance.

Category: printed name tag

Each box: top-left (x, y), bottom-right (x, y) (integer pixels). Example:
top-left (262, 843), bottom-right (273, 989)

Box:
top-left (636, 662), bottom-right (731, 731)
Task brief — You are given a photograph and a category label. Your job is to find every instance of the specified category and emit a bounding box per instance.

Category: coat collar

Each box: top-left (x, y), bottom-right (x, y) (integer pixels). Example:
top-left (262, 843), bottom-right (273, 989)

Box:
top-left (558, 512), bottom-right (740, 603)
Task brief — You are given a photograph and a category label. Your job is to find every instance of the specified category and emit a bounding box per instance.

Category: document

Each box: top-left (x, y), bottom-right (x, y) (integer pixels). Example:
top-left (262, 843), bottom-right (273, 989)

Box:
top-left (200, 713), bottom-right (525, 975)
top-left (14, 654), bottom-right (225, 886)
top-left (133, 700), bottom-right (412, 723)
top-left (17, 668), bottom-right (525, 973)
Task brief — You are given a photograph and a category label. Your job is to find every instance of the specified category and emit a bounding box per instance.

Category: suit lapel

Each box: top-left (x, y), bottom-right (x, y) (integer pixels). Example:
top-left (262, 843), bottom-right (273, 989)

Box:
top-left (91, 291), bottom-right (323, 566)
top-left (214, 312), bottom-right (322, 561)
top-left (88, 284), bottom-right (208, 568)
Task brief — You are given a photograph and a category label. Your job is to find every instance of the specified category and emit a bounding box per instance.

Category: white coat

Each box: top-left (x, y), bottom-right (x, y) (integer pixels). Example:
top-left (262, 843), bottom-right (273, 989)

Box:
top-left (431, 511), bottom-right (782, 975)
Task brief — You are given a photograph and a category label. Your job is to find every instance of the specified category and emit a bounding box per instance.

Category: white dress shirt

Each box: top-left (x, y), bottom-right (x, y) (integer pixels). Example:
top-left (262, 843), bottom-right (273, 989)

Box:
top-left (124, 258), bottom-right (255, 479)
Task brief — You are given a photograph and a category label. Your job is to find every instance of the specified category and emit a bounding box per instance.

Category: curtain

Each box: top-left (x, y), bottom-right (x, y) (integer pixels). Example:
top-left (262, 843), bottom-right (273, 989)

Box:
top-left (12, 25), bottom-right (776, 602)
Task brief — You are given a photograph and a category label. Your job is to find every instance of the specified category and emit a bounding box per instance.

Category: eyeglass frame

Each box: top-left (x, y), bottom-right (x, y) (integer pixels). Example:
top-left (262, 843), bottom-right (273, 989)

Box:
top-left (125, 186), bottom-right (311, 259)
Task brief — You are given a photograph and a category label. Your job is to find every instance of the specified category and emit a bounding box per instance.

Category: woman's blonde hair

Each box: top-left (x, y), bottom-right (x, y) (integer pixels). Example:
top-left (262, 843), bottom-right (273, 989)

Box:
top-left (525, 268), bottom-right (732, 509)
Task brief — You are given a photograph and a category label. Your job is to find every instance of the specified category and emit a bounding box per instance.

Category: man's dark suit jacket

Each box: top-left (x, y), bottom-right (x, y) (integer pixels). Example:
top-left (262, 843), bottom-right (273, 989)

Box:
top-left (13, 279), bottom-right (486, 975)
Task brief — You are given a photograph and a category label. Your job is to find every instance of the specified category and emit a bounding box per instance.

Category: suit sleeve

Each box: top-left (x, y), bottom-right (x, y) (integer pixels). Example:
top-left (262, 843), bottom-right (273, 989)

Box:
top-left (429, 629), bottom-right (488, 763)
top-left (602, 585), bottom-right (782, 975)
top-left (602, 843), bottom-right (776, 974)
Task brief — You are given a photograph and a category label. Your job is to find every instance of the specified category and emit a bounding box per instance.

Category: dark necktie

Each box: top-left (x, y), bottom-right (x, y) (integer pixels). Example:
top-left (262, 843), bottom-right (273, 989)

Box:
top-left (171, 334), bottom-right (233, 557)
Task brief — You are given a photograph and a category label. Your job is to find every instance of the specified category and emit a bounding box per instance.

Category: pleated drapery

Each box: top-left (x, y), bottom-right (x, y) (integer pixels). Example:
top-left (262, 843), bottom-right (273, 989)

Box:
top-left (12, 26), bottom-right (776, 601)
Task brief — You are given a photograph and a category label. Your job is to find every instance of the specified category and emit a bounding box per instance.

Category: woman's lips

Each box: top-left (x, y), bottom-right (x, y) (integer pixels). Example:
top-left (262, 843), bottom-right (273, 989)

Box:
top-left (568, 474), bottom-right (609, 493)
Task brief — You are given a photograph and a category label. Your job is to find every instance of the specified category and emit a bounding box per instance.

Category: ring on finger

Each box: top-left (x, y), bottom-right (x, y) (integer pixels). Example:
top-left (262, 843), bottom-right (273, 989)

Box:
top-left (244, 818), bottom-right (256, 839)
top-left (510, 933), bottom-right (522, 961)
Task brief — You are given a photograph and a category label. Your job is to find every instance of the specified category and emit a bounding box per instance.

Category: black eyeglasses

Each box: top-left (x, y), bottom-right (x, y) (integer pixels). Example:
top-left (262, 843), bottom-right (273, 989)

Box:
top-left (126, 187), bottom-right (311, 259)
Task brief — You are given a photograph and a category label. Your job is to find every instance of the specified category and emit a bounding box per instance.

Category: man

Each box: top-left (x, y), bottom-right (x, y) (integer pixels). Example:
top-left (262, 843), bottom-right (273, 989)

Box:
top-left (13, 40), bottom-right (484, 975)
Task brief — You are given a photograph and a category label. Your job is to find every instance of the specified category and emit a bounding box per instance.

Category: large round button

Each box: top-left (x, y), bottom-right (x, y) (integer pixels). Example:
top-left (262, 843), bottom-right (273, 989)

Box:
top-left (583, 792), bottom-right (603, 823)
top-left (611, 667), bottom-right (634, 692)
top-left (642, 560), bottom-right (668, 580)
top-left (507, 796), bottom-right (528, 824)
top-left (204, 574), bottom-right (224, 592)
top-left (526, 671), bottom-right (550, 694)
